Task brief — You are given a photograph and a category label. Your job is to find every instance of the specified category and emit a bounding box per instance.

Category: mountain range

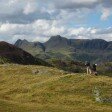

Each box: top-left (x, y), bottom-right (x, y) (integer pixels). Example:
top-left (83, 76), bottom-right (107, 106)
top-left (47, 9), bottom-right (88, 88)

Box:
top-left (0, 41), bottom-right (51, 66)
top-left (15, 35), bottom-right (112, 63)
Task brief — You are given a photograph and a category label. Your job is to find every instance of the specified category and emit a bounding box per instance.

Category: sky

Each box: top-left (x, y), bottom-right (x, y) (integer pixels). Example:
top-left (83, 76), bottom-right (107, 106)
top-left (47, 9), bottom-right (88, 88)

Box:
top-left (0, 0), bottom-right (112, 43)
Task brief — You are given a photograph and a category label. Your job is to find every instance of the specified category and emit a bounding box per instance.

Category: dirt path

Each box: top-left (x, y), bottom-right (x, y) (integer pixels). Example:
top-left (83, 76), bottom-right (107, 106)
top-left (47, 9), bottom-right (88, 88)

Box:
top-left (30, 74), bottom-right (75, 88)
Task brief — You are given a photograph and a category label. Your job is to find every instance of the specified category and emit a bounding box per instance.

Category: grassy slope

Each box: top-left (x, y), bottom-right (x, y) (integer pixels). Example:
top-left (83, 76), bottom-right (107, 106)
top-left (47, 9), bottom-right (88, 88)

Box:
top-left (0, 64), bottom-right (112, 112)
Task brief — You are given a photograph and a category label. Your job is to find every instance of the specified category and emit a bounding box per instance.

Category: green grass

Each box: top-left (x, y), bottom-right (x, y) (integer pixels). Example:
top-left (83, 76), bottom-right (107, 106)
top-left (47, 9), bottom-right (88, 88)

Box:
top-left (0, 57), bottom-right (11, 64)
top-left (0, 64), bottom-right (112, 112)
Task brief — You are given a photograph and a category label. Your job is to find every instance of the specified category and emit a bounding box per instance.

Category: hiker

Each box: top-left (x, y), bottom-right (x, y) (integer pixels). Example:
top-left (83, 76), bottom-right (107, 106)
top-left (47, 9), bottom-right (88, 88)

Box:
top-left (85, 61), bottom-right (92, 75)
top-left (92, 64), bottom-right (98, 75)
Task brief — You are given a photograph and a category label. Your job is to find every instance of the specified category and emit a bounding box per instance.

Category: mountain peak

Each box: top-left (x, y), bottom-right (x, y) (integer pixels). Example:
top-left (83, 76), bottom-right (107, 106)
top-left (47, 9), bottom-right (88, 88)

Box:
top-left (15, 39), bottom-right (29, 47)
top-left (44, 35), bottom-right (71, 51)
top-left (52, 35), bottom-right (62, 38)
top-left (49, 35), bottom-right (66, 41)
top-left (46, 35), bottom-right (69, 44)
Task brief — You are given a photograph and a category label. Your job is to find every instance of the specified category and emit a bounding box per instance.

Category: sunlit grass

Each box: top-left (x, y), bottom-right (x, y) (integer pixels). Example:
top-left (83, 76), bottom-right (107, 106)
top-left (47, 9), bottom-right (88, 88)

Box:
top-left (0, 64), bottom-right (112, 112)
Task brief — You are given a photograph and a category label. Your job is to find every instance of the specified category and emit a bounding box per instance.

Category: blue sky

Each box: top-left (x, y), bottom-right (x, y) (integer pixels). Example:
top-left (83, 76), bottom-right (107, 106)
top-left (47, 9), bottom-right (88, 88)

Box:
top-left (0, 0), bottom-right (112, 43)
top-left (86, 12), bottom-right (112, 28)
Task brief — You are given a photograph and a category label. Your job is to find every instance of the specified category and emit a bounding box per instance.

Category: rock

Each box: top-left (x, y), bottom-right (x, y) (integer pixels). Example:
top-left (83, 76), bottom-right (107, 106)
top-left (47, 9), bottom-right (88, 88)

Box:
top-left (32, 69), bottom-right (39, 74)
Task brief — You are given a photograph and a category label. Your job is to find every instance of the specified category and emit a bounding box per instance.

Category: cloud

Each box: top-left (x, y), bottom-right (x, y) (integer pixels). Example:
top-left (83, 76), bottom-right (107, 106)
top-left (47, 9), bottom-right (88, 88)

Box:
top-left (68, 27), bottom-right (112, 41)
top-left (0, 20), bottom-right (112, 43)
top-left (0, 0), bottom-right (111, 26)
top-left (0, 0), bottom-right (112, 42)
top-left (52, 0), bottom-right (99, 9)
top-left (101, 8), bottom-right (111, 20)
top-left (23, 2), bottom-right (37, 15)
top-left (0, 0), bottom-right (51, 24)
top-left (0, 20), bottom-right (66, 42)
top-left (0, 0), bottom-right (112, 24)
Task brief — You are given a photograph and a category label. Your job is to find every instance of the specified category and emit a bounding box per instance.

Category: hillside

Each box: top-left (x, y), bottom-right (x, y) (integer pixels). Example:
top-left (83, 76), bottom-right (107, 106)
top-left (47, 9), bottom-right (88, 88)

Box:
top-left (0, 64), bottom-right (112, 112)
top-left (15, 39), bottom-right (45, 56)
top-left (0, 41), bottom-right (50, 66)
top-left (15, 35), bottom-right (112, 63)
top-left (48, 59), bottom-right (85, 73)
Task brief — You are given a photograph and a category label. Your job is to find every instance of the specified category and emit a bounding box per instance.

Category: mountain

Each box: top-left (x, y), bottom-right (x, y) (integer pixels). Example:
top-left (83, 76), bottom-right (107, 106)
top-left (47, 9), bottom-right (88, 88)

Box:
top-left (15, 35), bottom-right (112, 63)
top-left (15, 39), bottom-right (45, 56)
top-left (0, 41), bottom-right (51, 66)
top-left (44, 35), bottom-right (72, 51)
top-left (69, 39), bottom-right (109, 50)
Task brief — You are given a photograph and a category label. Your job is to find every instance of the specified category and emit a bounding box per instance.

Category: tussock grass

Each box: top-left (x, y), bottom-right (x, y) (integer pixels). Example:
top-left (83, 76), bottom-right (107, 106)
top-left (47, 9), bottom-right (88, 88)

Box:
top-left (0, 64), bottom-right (112, 112)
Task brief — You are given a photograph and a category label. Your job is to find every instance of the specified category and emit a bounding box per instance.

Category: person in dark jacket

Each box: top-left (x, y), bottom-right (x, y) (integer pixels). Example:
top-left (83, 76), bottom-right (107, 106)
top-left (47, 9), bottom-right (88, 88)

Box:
top-left (92, 64), bottom-right (98, 75)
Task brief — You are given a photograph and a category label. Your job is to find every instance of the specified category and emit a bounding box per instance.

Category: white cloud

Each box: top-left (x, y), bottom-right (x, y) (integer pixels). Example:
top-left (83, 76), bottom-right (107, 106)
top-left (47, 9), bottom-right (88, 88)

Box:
top-left (0, 20), bottom-right (112, 43)
top-left (0, 0), bottom-right (112, 23)
top-left (101, 8), bottom-right (111, 20)
top-left (0, 20), bottom-right (65, 42)
top-left (23, 2), bottom-right (37, 15)
top-left (0, 0), bottom-right (112, 42)
top-left (8, 0), bottom-right (18, 6)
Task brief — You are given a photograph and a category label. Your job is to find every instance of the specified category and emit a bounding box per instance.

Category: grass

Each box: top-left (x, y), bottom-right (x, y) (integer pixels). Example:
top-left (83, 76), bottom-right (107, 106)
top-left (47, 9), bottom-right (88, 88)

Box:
top-left (0, 57), bottom-right (11, 64)
top-left (0, 64), bottom-right (112, 112)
